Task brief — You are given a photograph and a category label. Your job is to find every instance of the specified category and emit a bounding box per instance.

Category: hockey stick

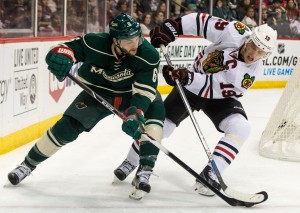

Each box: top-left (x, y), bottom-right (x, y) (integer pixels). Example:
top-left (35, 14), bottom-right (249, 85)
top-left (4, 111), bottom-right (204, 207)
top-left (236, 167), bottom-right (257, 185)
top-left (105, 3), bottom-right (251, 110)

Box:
top-left (171, 0), bottom-right (189, 10)
top-left (160, 45), bottom-right (268, 204)
top-left (66, 73), bottom-right (266, 207)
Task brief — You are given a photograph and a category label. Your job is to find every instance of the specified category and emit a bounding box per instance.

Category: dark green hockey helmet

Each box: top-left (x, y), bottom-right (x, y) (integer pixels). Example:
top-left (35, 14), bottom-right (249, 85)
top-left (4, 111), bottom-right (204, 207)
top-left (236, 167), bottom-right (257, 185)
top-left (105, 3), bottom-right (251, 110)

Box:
top-left (109, 13), bottom-right (141, 40)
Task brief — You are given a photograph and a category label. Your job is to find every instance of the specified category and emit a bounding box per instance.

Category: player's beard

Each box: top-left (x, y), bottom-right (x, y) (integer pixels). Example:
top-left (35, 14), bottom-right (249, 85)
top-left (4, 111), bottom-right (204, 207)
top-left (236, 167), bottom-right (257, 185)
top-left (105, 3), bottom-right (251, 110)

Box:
top-left (116, 45), bottom-right (137, 57)
top-left (126, 48), bottom-right (138, 56)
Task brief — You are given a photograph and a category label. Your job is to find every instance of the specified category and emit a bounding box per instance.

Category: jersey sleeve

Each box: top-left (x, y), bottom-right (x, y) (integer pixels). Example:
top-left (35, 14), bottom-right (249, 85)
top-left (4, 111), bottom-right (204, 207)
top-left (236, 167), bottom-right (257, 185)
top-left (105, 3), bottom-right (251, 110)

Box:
top-left (181, 13), bottom-right (229, 44)
top-left (130, 47), bottom-right (160, 113)
top-left (45, 36), bottom-right (85, 69)
top-left (63, 36), bottom-right (87, 62)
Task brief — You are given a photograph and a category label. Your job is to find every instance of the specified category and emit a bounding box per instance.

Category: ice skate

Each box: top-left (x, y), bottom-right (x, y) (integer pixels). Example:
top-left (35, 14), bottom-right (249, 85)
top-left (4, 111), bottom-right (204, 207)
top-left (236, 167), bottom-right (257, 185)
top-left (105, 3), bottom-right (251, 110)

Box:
top-left (113, 159), bottom-right (137, 183)
top-left (8, 162), bottom-right (35, 185)
top-left (129, 165), bottom-right (153, 200)
top-left (193, 165), bottom-right (221, 196)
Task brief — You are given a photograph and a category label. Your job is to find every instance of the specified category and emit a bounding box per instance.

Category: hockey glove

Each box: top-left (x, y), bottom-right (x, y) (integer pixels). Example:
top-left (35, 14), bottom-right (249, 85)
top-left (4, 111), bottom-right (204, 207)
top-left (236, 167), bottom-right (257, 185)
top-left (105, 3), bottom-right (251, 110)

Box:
top-left (122, 106), bottom-right (145, 140)
top-left (162, 65), bottom-right (194, 86)
top-left (150, 18), bottom-right (182, 48)
top-left (45, 46), bottom-right (75, 81)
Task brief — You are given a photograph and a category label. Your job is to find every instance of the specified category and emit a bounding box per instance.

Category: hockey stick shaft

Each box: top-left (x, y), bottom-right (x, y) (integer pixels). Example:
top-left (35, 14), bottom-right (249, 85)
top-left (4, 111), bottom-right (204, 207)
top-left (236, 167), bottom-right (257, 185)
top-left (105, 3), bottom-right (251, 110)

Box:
top-left (66, 73), bottom-right (258, 207)
top-left (160, 45), bottom-right (225, 182)
top-left (160, 45), bottom-right (267, 204)
top-left (66, 74), bottom-right (127, 121)
top-left (171, 0), bottom-right (189, 10)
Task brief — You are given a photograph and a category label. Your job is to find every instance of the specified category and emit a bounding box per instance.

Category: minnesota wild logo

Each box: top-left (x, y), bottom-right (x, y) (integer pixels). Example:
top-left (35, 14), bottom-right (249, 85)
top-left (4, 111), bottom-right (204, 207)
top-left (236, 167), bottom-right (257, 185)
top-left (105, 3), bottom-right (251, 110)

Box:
top-left (203, 50), bottom-right (225, 73)
top-left (241, 73), bottom-right (255, 89)
top-left (234, 22), bottom-right (249, 35)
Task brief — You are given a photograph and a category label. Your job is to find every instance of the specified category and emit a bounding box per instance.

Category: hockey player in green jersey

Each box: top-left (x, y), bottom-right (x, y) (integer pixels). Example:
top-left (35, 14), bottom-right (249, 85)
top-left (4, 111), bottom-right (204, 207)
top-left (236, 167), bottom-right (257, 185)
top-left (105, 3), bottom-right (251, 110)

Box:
top-left (7, 13), bottom-right (165, 199)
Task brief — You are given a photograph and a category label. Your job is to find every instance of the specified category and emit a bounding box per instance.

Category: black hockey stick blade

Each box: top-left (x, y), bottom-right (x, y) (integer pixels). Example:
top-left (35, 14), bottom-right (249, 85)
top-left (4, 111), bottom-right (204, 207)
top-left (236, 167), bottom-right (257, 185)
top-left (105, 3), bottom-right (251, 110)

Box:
top-left (142, 133), bottom-right (268, 207)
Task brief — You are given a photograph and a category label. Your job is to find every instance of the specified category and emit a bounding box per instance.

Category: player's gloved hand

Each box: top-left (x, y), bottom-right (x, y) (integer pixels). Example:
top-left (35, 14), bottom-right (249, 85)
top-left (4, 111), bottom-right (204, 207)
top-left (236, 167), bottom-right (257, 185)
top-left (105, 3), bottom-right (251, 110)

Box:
top-left (122, 106), bottom-right (145, 140)
top-left (162, 65), bottom-right (194, 86)
top-left (45, 46), bottom-right (75, 81)
top-left (150, 18), bottom-right (182, 48)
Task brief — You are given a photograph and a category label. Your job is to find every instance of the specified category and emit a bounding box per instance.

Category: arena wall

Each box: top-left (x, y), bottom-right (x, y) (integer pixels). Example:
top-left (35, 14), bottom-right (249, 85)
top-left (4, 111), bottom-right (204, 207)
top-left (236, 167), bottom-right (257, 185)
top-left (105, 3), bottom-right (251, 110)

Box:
top-left (0, 36), bottom-right (299, 154)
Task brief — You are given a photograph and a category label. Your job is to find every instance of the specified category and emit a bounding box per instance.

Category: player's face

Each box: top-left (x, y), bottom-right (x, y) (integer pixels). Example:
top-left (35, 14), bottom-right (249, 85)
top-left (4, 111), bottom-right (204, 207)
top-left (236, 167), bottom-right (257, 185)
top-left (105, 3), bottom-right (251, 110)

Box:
top-left (119, 35), bottom-right (139, 56)
top-left (242, 41), bottom-right (268, 64)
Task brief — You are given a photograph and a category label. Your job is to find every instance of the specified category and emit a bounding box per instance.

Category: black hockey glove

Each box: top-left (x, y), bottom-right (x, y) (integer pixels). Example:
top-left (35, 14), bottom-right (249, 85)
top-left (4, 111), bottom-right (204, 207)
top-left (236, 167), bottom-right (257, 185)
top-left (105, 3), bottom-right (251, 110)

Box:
top-left (162, 65), bottom-right (194, 86)
top-left (150, 18), bottom-right (183, 48)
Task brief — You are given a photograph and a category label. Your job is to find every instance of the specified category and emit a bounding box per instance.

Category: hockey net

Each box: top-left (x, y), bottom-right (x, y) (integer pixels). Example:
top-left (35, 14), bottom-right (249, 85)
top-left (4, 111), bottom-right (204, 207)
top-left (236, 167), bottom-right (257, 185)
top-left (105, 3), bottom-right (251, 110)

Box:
top-left (259, 62), bottom-right (300, 162)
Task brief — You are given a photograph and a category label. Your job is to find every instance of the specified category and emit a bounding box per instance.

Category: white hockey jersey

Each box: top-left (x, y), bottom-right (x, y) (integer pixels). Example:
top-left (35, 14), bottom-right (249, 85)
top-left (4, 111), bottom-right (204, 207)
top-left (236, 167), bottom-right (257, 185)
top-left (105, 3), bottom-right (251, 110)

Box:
top-left (181, 13), bottom-right (262, 99)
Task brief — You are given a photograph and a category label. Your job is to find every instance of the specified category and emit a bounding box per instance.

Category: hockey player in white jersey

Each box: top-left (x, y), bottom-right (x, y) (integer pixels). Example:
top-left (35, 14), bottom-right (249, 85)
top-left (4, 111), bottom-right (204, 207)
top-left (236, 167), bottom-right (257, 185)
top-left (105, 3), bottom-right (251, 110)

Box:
top-left (114, 13), bottom-right (277, 196)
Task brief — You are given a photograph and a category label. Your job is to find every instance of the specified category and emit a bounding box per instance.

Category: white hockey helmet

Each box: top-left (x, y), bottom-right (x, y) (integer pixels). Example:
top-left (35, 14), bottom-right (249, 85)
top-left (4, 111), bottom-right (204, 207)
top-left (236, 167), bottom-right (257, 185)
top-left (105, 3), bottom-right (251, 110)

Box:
top-left (249, 24), bottom-right (277, 53)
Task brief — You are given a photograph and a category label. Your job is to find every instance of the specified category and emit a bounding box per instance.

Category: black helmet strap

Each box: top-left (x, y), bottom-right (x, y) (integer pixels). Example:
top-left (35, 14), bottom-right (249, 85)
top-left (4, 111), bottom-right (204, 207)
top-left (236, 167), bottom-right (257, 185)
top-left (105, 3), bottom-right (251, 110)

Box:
top-left (113, 38), bottom-right (129, 58)
top-left (113, 34), bottom-right (143, 57)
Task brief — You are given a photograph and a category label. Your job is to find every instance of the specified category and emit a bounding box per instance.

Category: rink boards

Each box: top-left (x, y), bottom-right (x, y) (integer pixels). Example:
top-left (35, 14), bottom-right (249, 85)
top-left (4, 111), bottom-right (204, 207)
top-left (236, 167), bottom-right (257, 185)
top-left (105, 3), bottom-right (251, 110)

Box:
top-left (0, 36), bottom-right (299, 154)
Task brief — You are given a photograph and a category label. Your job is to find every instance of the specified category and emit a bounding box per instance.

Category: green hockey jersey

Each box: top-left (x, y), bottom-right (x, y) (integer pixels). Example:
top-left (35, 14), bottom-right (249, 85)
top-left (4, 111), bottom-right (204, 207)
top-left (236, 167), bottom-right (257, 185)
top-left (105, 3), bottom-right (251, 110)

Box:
top-left (63, 33), bottom-right (160, 112)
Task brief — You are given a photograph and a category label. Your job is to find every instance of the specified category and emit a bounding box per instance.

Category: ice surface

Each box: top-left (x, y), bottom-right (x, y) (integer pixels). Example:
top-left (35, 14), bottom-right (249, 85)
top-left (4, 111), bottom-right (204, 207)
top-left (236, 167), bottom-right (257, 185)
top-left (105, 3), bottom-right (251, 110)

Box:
top-left (1, 89), bottom-right (300, 213)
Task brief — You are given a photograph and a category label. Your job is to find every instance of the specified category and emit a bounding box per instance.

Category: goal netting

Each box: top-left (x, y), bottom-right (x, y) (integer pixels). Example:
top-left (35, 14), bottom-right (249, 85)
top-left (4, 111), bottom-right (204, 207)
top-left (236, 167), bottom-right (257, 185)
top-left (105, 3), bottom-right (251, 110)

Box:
top-left (259, 62), bottom-right (300, 162)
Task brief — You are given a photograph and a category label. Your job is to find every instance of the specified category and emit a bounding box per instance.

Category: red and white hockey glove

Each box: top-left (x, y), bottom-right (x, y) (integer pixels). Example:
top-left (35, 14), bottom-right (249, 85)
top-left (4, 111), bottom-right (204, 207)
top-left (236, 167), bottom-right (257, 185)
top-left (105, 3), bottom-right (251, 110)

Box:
top-left (45, 46), bottom-right (75, 81)
top-left (122, 106), bottom-right (145, 140)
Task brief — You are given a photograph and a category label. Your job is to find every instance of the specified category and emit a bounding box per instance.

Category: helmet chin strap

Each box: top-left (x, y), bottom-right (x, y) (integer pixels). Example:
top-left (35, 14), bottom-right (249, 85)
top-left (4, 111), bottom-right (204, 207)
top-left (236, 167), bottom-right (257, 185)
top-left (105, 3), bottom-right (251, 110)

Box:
top-left (114, 35), bottom-right (143, 57)
top-left (115, 39), bottom-right (129, 57)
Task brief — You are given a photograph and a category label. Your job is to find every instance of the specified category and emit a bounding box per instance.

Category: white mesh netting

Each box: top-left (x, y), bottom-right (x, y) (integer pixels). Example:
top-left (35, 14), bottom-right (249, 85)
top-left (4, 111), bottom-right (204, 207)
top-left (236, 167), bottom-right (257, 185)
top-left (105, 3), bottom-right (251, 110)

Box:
top-left (259, 62), bottom-right (300, 161)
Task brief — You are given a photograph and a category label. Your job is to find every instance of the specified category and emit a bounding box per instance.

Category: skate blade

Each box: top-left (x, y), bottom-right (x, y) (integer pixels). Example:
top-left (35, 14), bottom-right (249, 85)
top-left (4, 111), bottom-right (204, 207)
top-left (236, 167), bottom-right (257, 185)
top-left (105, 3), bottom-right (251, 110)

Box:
top-left (112, 176), bottom-right (122, 184)
top-left (193, 182), bottom-right (215, 197)
top-left (129, 187), bottom-right (144, 200)
top-left (3, 179), bottom-right (13, 187)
